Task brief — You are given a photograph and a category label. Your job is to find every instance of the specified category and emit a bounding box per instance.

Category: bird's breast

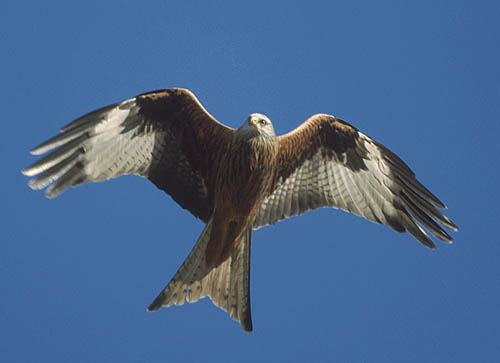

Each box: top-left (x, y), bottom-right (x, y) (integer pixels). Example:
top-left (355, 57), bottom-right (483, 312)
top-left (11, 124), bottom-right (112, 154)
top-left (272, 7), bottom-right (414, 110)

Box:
top-left (212, 137), bottom-right (278, 218)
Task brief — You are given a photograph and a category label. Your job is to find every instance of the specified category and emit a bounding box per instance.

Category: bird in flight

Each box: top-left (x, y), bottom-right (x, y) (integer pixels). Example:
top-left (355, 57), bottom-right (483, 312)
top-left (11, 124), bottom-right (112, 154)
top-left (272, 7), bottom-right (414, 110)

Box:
top-left (23, 88), bottom-right (458, 332)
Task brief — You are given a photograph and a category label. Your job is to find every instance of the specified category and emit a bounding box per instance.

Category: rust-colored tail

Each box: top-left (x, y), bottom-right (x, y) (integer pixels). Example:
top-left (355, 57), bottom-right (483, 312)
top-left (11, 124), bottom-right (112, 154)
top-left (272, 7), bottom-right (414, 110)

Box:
top-left (147, 219), bottom-right (253, 332)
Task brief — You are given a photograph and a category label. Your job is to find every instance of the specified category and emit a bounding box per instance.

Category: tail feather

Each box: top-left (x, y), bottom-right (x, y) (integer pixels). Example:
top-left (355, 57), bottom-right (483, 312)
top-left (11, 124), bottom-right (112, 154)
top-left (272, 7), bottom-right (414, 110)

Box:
top-left (148, 219), bottom-right (253, 332)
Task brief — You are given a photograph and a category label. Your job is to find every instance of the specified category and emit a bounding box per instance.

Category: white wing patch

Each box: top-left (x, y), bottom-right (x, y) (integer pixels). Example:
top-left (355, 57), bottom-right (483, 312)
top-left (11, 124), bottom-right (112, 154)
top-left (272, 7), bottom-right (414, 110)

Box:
top-left (254, 132), bottom-right (457, 247)
top-left (23, 99), bottom-right (156, 198)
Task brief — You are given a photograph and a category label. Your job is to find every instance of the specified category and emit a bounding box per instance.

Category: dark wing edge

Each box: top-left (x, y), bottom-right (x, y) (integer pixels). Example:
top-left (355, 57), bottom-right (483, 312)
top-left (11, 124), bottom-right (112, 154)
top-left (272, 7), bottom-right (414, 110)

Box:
top-left (254, 114), bottom-right (458, 248)
top-left (22, 88), bottom-right (234, 222)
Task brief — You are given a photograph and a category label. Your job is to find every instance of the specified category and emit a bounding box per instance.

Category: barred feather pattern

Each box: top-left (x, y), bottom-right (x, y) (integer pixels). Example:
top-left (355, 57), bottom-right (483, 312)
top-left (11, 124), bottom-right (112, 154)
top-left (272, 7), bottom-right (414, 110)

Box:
top-left (148, 219), bottom-right (253, 332)
top-left (254, 141), bottom-right (393, 227)
top-left (254, 132), bottom-right (458, 248)
top-left (22, 93), bottom-right (213, 221)
top-left (22, 100), bottom-right (155, 198)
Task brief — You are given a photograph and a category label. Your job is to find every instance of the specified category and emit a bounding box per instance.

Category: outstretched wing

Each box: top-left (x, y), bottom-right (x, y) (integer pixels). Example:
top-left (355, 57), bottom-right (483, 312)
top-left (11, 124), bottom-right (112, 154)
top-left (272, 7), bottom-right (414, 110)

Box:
top-left (23, 88), bottom-right (234, 222)
top-left (254, 114), bottom-right (458, 248)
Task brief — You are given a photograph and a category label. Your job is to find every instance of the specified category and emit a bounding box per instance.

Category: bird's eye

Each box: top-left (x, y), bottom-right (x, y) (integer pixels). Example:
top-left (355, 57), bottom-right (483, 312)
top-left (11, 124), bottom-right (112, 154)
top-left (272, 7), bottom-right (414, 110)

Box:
top-left (259, 119), bottom-right (266, 125)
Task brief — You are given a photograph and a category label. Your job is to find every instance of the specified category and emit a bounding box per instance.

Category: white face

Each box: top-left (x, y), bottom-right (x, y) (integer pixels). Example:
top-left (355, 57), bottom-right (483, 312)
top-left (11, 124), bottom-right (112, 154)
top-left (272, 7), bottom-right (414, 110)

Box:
top-left (238, 113), bottom-right (276, 139)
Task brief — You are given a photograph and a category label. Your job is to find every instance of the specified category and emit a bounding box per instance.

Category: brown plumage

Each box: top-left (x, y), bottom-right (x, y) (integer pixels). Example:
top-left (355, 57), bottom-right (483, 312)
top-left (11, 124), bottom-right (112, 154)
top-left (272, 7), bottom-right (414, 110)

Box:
top-left (23, 88), bottom-right (458, 332)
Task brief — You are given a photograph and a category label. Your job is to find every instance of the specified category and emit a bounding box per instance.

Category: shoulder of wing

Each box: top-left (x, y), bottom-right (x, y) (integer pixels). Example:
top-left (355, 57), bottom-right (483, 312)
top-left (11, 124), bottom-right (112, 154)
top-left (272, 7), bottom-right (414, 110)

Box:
top-left (276, 113), bottom-right (369, 175)
top-left (135, 88), bottom-right (234, 134)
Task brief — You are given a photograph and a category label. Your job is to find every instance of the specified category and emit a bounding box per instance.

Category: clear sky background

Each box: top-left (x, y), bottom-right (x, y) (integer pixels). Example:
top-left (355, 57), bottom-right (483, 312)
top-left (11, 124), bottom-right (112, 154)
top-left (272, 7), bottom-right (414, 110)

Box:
top-left (2, 1), bottom-right (499, 362)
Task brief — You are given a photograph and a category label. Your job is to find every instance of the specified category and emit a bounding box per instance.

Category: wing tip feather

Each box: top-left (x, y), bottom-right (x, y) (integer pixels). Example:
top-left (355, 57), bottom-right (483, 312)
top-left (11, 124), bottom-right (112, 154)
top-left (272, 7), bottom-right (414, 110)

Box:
top-left (30, 144), bottom-right (50, 156)
top-left (21, 168), bottom-right (33, 177)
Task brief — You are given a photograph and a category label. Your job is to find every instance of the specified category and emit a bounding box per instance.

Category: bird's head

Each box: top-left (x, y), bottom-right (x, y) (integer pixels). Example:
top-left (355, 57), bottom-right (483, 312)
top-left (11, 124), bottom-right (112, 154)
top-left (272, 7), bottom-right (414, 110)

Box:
top-left (238, 113), bottom-right (276, 139)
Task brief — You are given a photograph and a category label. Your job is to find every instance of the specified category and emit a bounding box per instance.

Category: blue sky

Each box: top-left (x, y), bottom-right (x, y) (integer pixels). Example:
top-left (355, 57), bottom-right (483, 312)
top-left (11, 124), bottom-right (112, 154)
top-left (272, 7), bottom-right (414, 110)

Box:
top-left (3, 1), bottom-right (499, 362)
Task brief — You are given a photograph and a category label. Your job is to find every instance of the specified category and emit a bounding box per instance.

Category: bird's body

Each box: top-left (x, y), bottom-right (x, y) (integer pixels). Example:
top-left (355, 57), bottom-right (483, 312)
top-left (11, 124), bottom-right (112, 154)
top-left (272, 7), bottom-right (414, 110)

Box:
top-left (23, 88), bottom-right (458, 332)
top-left (206, 119), bottom-right (278, 268)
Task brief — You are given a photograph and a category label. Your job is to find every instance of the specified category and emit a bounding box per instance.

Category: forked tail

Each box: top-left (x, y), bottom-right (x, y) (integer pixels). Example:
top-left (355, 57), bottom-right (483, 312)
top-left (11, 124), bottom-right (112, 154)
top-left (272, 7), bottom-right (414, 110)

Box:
top-left (148, 219), bottom-right (253, 332)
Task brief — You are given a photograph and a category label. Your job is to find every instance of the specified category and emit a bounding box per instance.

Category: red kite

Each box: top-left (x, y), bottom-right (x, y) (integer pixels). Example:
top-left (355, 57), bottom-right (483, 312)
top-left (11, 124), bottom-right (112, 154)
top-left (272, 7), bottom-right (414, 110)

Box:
top-left (23, 88), bottom-right (458, 331)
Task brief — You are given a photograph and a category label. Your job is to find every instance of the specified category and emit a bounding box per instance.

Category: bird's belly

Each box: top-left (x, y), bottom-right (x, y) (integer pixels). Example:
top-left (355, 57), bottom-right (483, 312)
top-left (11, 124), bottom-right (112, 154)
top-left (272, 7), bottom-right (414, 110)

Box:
top-left (215, 174), bottom-right (266, 218)
top-left (213, 159), bottom-right (268, 215)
